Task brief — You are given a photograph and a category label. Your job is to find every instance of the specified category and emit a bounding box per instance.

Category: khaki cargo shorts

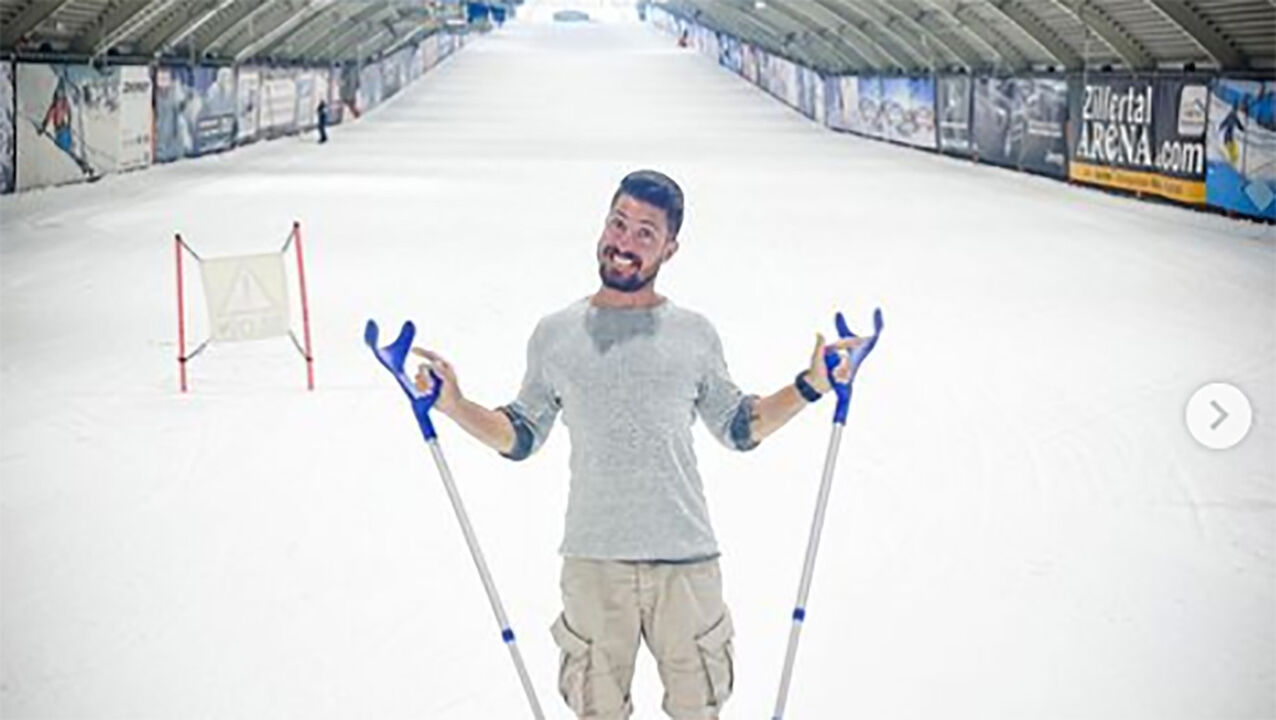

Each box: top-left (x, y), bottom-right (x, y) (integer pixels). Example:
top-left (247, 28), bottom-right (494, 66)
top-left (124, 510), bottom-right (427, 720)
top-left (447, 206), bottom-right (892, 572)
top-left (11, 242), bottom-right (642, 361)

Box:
top-left (549, 557), bottom-right (735, 720)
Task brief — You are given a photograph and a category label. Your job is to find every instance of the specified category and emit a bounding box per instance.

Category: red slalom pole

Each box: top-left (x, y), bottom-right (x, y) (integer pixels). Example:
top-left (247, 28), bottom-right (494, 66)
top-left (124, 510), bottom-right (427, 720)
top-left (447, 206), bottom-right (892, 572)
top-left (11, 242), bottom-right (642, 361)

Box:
top-left (292, 221), bottom-right (315, 391)
top-left (175, 234), bottom-right (188, 393)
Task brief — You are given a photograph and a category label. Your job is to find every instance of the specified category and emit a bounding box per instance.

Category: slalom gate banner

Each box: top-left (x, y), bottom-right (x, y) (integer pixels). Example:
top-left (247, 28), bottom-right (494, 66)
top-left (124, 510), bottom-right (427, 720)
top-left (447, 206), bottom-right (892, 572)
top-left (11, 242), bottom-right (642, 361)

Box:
top-left (260, 68), bottom-right (299, 136)
top-left (154, 65), bottom-right (237, 161)
top-left (16, 63), bottom-right (120, 190)
top-left (1, 63), bottom-right (14, 193)
top-left (881, 76), bottom-right (936, 149)
top-left (1067, 74), bottom-right (1210, 204)
top-left (1205, 79), bottom-right (1275, 220)
top-left (236, 67), bottom-right (260, 143)
top-left (117, 65), bottom-right (152, 172)
top-left (937, 75), bottom-right (972, 156)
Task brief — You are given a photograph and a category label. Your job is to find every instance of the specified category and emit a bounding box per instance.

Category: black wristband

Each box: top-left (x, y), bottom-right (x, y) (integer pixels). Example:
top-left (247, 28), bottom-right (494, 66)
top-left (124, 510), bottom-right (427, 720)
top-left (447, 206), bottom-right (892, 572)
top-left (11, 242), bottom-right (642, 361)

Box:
top-left (794, 370), bottom-right (823, 403)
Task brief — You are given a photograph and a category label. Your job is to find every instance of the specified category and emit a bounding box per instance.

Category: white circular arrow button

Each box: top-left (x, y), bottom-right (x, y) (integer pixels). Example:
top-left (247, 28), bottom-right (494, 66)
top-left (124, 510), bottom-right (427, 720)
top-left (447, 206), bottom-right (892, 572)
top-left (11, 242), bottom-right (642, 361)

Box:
top-left (1185, 383), bottom-right (1253, 450)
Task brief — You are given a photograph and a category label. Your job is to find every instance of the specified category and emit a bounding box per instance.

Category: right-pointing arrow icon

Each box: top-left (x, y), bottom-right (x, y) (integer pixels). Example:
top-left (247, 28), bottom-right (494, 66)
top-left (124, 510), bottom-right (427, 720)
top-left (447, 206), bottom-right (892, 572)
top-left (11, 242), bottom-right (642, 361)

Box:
top-left (1187, 383), bottom-right (1253, 450)
top-left (1209, 400), bottom-right (1229, 430)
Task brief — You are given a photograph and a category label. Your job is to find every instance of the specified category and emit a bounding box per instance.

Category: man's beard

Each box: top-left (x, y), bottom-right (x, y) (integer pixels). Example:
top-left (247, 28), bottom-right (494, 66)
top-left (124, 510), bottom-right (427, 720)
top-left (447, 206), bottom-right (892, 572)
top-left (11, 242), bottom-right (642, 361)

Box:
top-left (599, 249), bottom-right (659, 293)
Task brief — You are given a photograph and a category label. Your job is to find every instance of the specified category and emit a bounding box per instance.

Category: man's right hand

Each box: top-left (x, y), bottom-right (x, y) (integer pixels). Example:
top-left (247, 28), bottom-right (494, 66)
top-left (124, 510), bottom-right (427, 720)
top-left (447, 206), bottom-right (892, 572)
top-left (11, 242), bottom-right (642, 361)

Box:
top-left (412, 347), bottom-right (461, 415)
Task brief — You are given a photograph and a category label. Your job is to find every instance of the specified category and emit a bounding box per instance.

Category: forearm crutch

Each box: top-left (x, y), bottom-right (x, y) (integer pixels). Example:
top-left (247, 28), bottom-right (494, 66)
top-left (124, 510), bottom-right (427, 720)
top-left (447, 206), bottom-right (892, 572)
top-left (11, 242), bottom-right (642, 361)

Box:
top-left (772, 308), bottom-right (884, 720)
top-left (365, 320), bottom-right (545, 720)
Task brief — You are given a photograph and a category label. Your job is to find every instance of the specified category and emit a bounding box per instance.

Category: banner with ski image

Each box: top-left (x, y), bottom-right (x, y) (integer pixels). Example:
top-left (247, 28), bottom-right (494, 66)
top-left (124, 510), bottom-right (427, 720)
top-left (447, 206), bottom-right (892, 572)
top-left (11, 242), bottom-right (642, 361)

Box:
top-left (1205, 79), bottom-right (1275, 220)
top-left (937, 75), bottom-right (972, 156)
top-left (971, 76), bottom-right (1068, 176)
top-left (15, 63), bottom-right (121, 190)
top-left (828, 76), bottom-right (882, 137)
top-left (1, 63), bottom-right (14, 194)
top-left (880, 77), bottom-right (936, 149)
top-left (154, 65), bottom-right (237, 162)
top-left (1067, 75), bottom-right (1210, 204)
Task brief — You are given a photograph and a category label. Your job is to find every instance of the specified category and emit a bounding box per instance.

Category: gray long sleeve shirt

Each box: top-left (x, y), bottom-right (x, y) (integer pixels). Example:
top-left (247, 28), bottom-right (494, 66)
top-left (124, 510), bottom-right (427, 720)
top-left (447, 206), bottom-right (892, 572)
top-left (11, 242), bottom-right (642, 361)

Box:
top-left (499, 297), bottom-right (758, 561)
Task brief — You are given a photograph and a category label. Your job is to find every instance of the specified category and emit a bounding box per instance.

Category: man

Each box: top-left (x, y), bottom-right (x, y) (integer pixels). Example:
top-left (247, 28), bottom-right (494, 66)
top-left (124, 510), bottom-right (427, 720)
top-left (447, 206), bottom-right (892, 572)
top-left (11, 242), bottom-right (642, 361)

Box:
top-left (412, 170), bottom-right (870, 719)
top-left (316, 99), bottom-right (329, 144)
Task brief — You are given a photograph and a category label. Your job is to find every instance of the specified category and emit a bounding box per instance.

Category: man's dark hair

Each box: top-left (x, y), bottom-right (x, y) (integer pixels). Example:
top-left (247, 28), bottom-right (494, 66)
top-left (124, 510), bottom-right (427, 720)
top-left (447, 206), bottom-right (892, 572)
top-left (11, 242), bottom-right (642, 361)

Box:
top-left (611, 170), bottom-right (684, 239)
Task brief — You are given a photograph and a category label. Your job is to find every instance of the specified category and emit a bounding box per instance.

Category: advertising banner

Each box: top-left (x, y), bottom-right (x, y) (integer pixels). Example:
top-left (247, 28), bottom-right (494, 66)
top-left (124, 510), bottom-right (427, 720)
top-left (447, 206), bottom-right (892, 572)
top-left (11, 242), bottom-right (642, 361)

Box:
top-left (236, 67), bottom-right (260, 143)
top-left (881, 76), bottom-right (936, 148)
top-left (381, 51), bottom-right (405, 100)
top-left (971, 76), bottom-right (1013, 166)
top-left (260, 68), bottom-right (299, 136)
top-left (742, 45), bottom-right (760, 85)
top-left (16, 63), bottom-right (120, 189)
top-left (719, 36), bottom-right (743, 75)
top-left (116, 65), bottom-right (152, 172)
top-left (326, 70), bottom-right (344, 124)
top-left (838, 76), bottom-right (884, 137)
top-left (937, 75), bottom-right (972, 156)
top-left (423, 34), bottom-right (440, 71)
top-left (760, 54), bottom-right (798, 108)
top-left (410, 44), bottom-right (426, 81)
top-left (1205, 79), bottom-right (1275, 220)
top-left (973, 77), bottom-right (1068, 174)
top-left (154, 66), bottom-right (236, 161)
top-left (1012, 77), bottom-right (1068, 177)
top-left (293, 70), bottom-right (318, 130)
top-left (358, 62), bottom-right (384, 114)
top-left (1067, 75), bottom-right (1210, 204)
top-left (797, 67), bottom-right (823, 121)
top-left (1, 63), bottom-right (14, 193)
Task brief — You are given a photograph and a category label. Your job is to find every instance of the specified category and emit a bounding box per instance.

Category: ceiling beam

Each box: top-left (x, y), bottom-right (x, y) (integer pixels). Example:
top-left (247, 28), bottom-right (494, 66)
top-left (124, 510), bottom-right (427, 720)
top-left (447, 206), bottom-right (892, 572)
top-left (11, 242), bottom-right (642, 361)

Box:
top-left (744, 0), bottom-right (874, 71)
top-left (1140, 0), bottom-right (1246, 68)
top-left (139, 0), bottom-right (238, 55)
top-left (1, 0), bottom-right (75, 47)
top-left (855, 0), bottom-right (980, 70)
top-left (312, 3), bottom-right (398, 61)
top-left (198, 0), bottom-right (287, 56)
top-left (233, 0), bottom-right (335, 63)
top-left (266, 3), bottom-right (349, 58)
top-left (797, 0), bottom-right (918, 70)
top-left (984, 0), bottom-right (1082, 68)
top-left (1058, 0), bottom-right (1156, 68)
top-left (76, 0), bottom-right (180, 56)
top-left (951, 3), bottom-right (1032, 71)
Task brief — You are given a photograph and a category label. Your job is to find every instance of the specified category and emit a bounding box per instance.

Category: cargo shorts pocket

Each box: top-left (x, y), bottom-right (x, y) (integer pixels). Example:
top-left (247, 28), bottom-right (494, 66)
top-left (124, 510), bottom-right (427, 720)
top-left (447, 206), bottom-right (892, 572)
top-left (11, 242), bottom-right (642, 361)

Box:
top-left (693, 609), bottom-right (735, 707)
top-left (551, 613), bottom-right (593, 714)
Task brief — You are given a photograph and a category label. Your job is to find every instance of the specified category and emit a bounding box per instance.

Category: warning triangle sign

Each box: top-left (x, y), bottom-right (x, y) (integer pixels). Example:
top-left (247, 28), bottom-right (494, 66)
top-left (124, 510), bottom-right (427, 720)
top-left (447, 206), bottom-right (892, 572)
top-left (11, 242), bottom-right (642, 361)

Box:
top-left (220, 267), bottom-right (277, 316)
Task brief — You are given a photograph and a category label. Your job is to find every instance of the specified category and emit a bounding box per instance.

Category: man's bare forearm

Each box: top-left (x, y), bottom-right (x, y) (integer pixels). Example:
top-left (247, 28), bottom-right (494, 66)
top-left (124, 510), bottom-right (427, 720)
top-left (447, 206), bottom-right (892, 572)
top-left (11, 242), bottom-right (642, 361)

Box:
top-left (441, 398), bottom-right (517, 455)
top-left (749, 378), bottom-right (818, 444)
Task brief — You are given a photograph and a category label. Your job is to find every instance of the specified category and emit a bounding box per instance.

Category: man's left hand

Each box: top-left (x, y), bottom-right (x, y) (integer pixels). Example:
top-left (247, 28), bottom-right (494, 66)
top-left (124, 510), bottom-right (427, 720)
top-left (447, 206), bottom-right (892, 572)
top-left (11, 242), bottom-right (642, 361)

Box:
top-left (803, 333), bottom-right (871, 395)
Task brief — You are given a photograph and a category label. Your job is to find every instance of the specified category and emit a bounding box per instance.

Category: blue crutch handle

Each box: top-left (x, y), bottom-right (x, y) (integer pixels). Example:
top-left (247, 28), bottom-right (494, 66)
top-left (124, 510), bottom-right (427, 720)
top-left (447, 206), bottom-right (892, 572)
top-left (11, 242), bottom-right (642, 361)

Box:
top-left (365, 319), bottom-right (443, 440)
top-left (822, 308), bottom-right (884, 425)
